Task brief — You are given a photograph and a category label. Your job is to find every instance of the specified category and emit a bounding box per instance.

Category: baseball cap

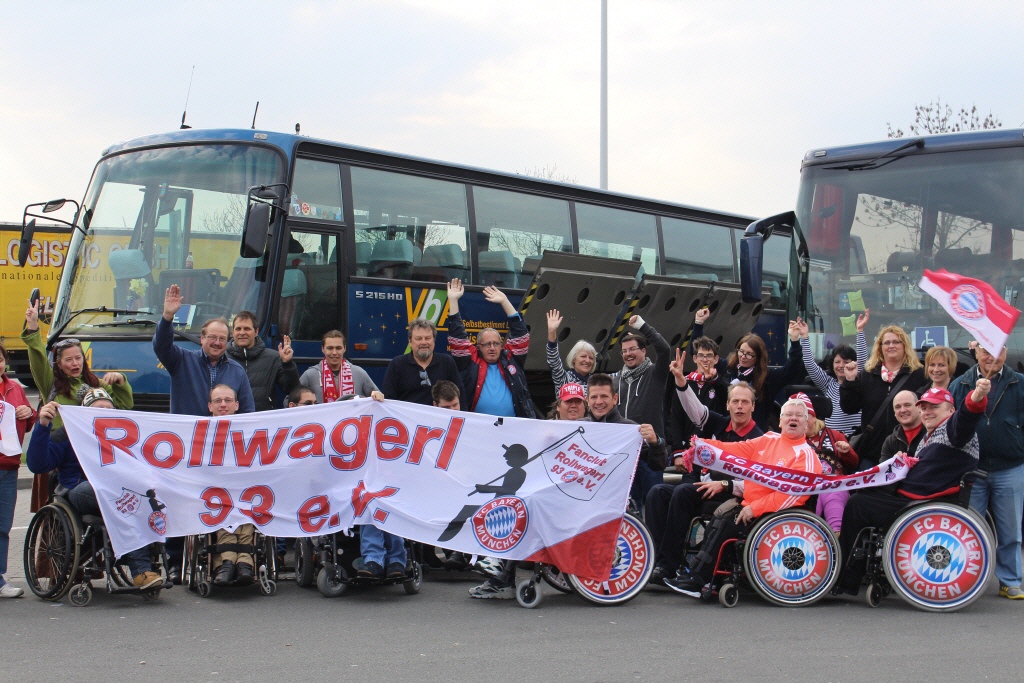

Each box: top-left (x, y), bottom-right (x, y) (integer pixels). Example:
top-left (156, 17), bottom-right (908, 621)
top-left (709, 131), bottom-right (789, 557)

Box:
top-left (917, 387), bottom-right (954, 406)
top-left (789, 392), bottom-right (816, 418)
top-left (559, 383), bottom-right (586, 401)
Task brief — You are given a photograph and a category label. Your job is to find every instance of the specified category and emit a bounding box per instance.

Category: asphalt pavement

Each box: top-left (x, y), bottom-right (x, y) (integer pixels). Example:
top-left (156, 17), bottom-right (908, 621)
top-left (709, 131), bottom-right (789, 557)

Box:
top-left (3, 475), bottom-right (1023, 683)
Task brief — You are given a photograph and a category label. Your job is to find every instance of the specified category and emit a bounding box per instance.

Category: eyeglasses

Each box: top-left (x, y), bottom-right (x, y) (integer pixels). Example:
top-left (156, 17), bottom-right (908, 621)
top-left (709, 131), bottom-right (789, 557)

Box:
top-left (297, 400), bottom-right (316, 406)
top-left (53, 338), bottom-right (82, 351)
top-left (695, 353), bottom-right (717, 360)
top-left (881, 340), bottom-right (903, 347)
top-left (210, 397), bottom-right (237, 405)
top-left (737, 350), bottom-right (756, 359)
top-left (479, 341), bottom-right (503, 349)
top-left (203, 335), bottom-right (228, 343)
top-left (419, 369), bottom-right (432, 387)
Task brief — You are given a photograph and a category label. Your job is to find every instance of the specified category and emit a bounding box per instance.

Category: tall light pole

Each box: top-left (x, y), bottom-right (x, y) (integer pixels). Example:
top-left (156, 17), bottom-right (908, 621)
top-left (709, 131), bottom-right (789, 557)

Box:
top-left (600, 0), bottom-right (608, 190)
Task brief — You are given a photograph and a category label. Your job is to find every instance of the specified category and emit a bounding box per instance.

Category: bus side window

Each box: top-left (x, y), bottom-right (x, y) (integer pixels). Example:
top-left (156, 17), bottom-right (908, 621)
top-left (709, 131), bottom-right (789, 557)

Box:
top-left (287, 231), bottom-right (341, 341)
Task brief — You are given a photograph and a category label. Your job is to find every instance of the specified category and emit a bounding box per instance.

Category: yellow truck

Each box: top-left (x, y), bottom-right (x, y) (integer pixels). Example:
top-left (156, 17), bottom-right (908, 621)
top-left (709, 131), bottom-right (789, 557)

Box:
top-left (0, 222), bottom-right (72, 384)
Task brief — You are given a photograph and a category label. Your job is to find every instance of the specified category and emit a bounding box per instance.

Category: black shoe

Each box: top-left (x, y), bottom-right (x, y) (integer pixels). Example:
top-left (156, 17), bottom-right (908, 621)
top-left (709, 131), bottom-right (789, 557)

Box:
top-left (444, 552), bottom-right (469, 571)
top-left (213, 561), bottom-right (235, 586)
top-left (387, 562), bottom-right (407, 578)
top-left (650, 565), bottom-right (670, 585)
top-left (830, 584), bottom-right (858, 597)
top-left (358, 561), bottom-right (384, 579)
top-left (167, 565), bottom-right (182, 586)
top-left (235, 563), bottom-right (255, 586)
top-left (663, 575), bottom-right (703, 598)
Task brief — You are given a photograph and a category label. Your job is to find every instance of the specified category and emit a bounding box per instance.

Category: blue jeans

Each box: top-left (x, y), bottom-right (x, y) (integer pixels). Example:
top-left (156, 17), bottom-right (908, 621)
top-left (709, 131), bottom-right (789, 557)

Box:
top-left (360, 525), bottom-right (407, 567)
top-left (0, 469), bottom-right (17, 586)
top-left (970, 463), bottom-right (1024, 588)
top-left (630, 460), bottom-right (663, 511)
top-left (67, 481), bottom-right (154, 577)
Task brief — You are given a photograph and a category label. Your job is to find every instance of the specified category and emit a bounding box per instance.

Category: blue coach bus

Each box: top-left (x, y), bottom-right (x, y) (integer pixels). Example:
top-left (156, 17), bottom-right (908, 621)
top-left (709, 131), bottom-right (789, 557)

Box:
top-left (743, 129), bottom-right (1024, 372)
top-left (19, 128), bottom-right (792, 410)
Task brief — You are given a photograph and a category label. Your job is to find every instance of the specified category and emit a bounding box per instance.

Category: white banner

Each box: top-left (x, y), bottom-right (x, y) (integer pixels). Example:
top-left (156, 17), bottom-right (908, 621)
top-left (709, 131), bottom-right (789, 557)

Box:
top-left (691, 437), bottom-right (913, 494)
top-left (1, 400), bottom-right (22, 456)
top-left (60, 400), bottom-right (642, 581)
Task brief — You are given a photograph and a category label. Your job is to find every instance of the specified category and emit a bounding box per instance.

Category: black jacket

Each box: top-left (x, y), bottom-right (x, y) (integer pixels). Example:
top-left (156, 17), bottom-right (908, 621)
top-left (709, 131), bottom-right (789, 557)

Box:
top-left (840, 365), bottom-right (928, 468)
top-left (226, 337), bottom-right (301, 411)
top-left (612, 322), bottom-right (670, 438)
top-left (587, 405), bottom-right (668, 470)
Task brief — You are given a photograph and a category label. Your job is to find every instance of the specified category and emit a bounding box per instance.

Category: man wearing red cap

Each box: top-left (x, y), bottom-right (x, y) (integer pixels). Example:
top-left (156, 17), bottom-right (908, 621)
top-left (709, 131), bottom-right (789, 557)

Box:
top-left (835, 381), bottom-right (991, 595)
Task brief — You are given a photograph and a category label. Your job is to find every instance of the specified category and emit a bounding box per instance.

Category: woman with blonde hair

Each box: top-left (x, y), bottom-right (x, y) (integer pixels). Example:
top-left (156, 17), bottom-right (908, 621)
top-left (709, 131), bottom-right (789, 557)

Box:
top-left (921, 345), bottom-right (958, 392)
top-left (840, 324), bottom-right (927, 469)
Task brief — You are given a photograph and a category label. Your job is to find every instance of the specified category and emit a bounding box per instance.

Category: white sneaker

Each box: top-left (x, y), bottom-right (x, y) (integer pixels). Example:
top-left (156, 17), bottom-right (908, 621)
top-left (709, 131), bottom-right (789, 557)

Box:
top-left (474, 556), bottom-right (504, 579)
top-left (0, 583), bottom-right (24, 598)
top-left (468, 580), bottom-right (514, 599)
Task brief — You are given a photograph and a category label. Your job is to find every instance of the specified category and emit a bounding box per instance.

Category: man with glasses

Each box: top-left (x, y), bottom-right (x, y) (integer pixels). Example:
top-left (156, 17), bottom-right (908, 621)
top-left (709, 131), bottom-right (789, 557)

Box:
top-left (286, 386), bottom-right (318, 408)
top-left (155, 285), bottom-right (256, 416)
top-left (666, 330), bottom-right (729, 473)
top-left (381, 318), bottom-right (465, 407)
top-left (155, 285), bottom-right (256, 581)
top-left (445, 279), bottom-right (535, 419)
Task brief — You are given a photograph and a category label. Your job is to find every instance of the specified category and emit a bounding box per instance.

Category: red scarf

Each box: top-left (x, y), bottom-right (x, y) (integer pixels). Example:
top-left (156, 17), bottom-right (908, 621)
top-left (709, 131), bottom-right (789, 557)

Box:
top-left (321, 358), bottom-right (354, 402)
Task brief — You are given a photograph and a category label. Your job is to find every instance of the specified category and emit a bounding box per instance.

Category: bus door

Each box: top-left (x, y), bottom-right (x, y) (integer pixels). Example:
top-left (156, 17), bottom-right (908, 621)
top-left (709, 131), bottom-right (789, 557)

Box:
top-left (275, 227), bottom-right (345, 381)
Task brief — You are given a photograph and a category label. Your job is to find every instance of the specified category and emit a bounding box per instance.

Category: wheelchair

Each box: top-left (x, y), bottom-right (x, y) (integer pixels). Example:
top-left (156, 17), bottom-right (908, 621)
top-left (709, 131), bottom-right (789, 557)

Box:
top-left (844, 478), bottom-right (995, 612)
top-left (182, 527), bottom-right (278, 597)
top-left (310, 528), bottom-right (423, 598)
top-left (688, 503), bottom-right (842, 608)
top-left (23, 494), bottom-right (170, 606)
top-left (512, 511), bottom-right (654, 608)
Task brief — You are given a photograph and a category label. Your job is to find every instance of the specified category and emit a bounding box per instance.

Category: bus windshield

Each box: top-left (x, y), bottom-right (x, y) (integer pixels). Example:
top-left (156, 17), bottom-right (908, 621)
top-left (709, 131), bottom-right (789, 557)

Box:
top-left (797, 145), bottom-right (1024, 355)
top-left (59, 143), bottom-right (283, 335)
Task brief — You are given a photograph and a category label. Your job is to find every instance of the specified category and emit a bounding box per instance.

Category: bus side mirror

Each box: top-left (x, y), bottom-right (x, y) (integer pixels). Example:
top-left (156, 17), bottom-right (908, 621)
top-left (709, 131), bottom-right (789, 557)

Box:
top-left (18, 219), bottom-right (36, 267)
top-left (740, 233), bottom-right (763, 303)
top-left (241, 201), bottom-right (272, 258)
top-left (739, 211), bottom-right (794, 304)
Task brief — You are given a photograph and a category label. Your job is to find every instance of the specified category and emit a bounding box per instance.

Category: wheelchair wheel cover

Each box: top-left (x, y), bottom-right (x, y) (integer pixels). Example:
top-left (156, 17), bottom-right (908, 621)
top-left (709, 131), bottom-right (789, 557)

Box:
top-left (882, 502), bottom-right (993, 612)
top-left (24, 501), bottom-right (81, 601)
top-left (295, 538), bottom-right (316, 587)
top-left (743, 509), bottom-right (841, 607)
top-left (540, 565), bottom-right (575, 594)
top-left (566, 513), bottom-right (653, 606)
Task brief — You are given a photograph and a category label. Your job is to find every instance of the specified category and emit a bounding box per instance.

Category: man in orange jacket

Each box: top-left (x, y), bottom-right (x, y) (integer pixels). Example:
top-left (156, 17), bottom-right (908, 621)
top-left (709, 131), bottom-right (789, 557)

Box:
top-left (665, 397), bottom-right (822, 597)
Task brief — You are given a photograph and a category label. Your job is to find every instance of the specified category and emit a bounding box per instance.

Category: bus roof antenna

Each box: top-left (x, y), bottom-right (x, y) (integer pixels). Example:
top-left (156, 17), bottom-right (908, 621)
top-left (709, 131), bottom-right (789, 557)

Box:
top-left (251, 101), bottom-right (259, 129)
top-left (180, 66), bottom-right (195, 130)
top-left (295, 123), bottom-right (301, 135)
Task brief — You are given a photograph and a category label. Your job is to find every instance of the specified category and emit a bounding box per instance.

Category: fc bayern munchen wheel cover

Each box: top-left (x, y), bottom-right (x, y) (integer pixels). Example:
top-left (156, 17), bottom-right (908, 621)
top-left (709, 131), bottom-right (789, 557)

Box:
top-left (744, 509), bottom-right (841, 606)
top-left (882, 502), bottom-right (993, 612)
top-left (567, 513), bottom-right (653, 605)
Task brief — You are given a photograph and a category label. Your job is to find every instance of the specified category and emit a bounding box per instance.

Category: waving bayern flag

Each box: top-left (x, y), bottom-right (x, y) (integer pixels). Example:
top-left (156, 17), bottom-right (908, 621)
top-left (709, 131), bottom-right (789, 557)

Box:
top-left (918, 269), bottom-right (1020, 356)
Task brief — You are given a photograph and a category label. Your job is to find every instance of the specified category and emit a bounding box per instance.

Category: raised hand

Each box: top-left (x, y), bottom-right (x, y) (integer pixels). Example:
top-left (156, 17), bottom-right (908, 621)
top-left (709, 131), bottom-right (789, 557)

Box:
top-left (163, 284), bottom-right (183, 321)
top-left (25, 297), bottom-right (40, 332)
top-left (278, 335), bottom-right (293, 363)
top-left (669, 347), bottom-right (688, 386)
top-left (856, 308), bottom-right (871, 333)
top-left (694, 307), bottom-right (710, 325)
top-left (483, 285), bottom-right (515, 315)
top-left (546, 309), bottom-right (563, 342)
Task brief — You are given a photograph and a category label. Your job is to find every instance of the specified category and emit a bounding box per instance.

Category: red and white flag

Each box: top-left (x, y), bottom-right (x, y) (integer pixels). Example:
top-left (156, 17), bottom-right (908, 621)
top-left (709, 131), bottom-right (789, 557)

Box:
top-left (918, 269), bottom-right (1020, 356)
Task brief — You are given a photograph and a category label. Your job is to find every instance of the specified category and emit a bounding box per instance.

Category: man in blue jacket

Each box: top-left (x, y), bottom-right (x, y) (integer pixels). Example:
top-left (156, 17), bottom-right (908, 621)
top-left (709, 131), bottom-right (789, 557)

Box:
top-left (154, 284), bottom-right (256, 416)
top-left (950, 343), bottom-right (1024, 600)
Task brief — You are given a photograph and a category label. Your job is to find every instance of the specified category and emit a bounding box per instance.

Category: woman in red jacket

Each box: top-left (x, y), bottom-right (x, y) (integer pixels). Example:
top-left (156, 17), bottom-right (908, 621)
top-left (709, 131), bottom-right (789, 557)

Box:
top-left (1, 341), bottom-right (37, 598)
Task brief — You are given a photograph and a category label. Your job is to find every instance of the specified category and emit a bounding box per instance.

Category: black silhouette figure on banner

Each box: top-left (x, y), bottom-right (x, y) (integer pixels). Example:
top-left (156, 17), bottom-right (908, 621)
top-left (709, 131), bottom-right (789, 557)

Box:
top-left (437, 444), bottom-right (529, 542)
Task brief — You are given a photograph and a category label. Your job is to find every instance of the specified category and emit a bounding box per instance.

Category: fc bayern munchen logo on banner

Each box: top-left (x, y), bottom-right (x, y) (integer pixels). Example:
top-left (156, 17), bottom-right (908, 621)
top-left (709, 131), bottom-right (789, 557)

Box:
top-left (949, 284), bottom-right (985, 320)
top-left (473, 496), bottom-right (528, 553)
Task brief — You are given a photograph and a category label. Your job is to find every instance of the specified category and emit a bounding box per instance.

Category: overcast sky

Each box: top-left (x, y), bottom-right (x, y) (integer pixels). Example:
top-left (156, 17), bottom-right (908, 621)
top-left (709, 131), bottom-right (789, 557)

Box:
top-left (2, 1), bottom-right (1022, 224)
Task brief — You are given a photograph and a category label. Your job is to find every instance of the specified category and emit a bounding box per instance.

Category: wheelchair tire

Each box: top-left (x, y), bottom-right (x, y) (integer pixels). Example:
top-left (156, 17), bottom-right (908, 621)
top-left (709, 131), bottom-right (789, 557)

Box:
top-left (24, 501), bottom-right (81, 601)
top-left (295, 538), bottom-right (316, 587)
top-left (566, 512), bottom-right (654, 606)
top-left (317, 563), bottom-right (348, 598)
top-left (540, 565), bottom-right (575, 594)
top-left (183, 536), bottom-right (198, 591)
top-left (516, 579), bottom-right (542, 608)
top-left (718, 582), bottom-right (739, 608)
top-left (197, 581), bottom-right (212, 598)
top-left (69, 583), bottom-right (92, 607)
top-left (743, 509), bottom-right (841, 607)
top-left (882, 501), bottom-right (994, 612)
top-left (865, 582), bottom-right (883, 608)
top-left (403, 562), bottom-right (422, 595)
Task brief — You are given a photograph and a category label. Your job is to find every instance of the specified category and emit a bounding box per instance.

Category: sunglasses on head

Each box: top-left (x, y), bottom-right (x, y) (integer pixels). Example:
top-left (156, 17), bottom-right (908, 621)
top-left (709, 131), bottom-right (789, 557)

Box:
top-left (53, 338), bottom-right (82, 351)
top-left (419, 369), bottom-right (432, 387)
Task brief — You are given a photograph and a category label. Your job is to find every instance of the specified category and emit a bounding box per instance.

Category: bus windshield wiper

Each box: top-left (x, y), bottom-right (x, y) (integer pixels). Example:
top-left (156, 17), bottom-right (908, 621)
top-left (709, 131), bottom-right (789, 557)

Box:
top-left (821, 138), bottom-right (924, 171)
top-left (50, 307), bottom-right (198, 344)
top-left (49, 306), bottom-right (136, 341)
